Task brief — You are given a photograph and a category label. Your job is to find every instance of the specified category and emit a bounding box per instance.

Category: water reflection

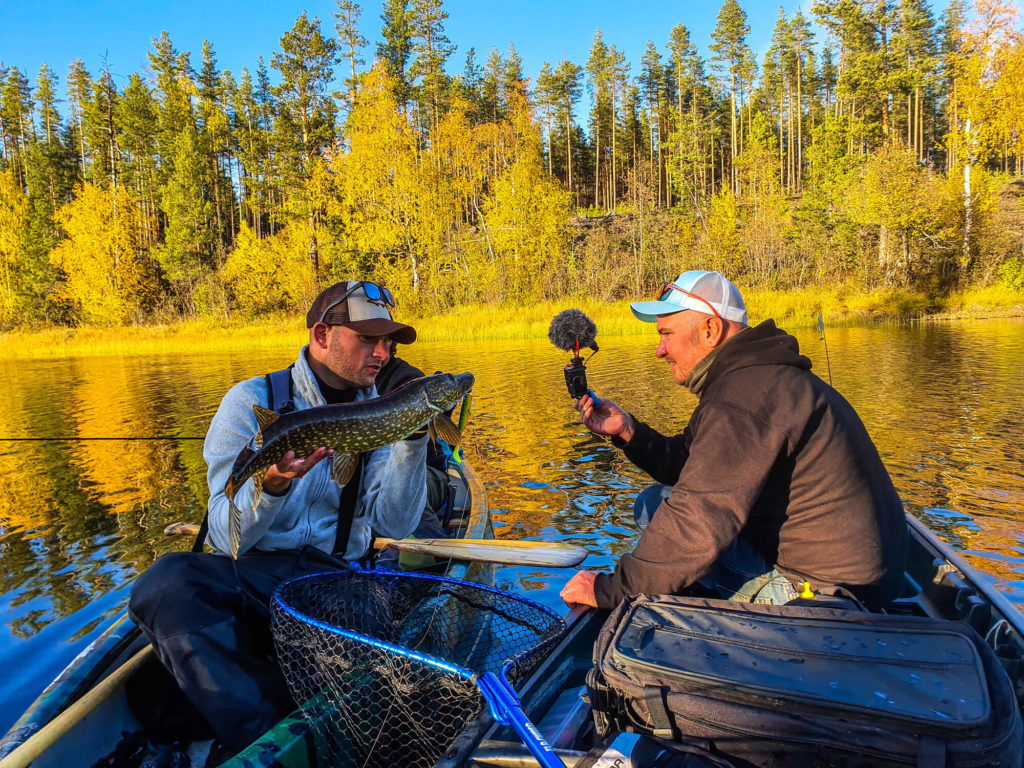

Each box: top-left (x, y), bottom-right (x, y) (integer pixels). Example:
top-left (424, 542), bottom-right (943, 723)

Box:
top-left (0, 319), bottom-right (1022, 732)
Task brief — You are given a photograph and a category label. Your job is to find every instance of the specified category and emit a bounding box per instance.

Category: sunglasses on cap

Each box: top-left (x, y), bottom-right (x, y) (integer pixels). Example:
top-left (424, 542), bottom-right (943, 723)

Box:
top-left (317, 281), bottom-right (396, 325)
top-left (657, 282), bottom-right (722, 319)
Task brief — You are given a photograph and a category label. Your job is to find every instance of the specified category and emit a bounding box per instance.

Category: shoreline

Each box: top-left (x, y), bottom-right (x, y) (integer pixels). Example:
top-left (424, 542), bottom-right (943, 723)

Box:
top-left (2, 287), bottom-right (1022, 360)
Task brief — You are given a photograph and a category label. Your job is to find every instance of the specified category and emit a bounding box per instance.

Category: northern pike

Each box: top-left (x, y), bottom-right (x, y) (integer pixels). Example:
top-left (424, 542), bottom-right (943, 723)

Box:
top-left (224, 372), bottom-right (475, 558)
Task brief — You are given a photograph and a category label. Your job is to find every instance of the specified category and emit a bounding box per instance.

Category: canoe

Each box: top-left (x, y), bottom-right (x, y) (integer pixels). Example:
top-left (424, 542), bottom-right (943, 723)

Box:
top-left (5, 502), bottom-right (1023, 767)
top-left (435, 512), bottom-right (1024, 767)
top-left (0, 460), bottom-right (494, 768)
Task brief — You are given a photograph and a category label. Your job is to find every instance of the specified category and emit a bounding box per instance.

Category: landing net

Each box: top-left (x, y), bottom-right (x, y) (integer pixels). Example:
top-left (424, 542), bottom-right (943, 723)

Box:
top-left (270, 570), bottom-right (566, 768)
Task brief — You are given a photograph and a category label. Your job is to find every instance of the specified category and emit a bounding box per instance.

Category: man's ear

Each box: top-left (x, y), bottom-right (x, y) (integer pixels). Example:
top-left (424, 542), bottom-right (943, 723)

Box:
top-left (705, 316), bottom-right (727, 346)
top-left (310, 322), bottom-right (330, 350)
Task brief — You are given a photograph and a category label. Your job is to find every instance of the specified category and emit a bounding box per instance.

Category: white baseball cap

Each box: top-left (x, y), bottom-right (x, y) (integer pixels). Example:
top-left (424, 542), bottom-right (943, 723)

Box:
top-left (630, 270), bottom-right (747, 324)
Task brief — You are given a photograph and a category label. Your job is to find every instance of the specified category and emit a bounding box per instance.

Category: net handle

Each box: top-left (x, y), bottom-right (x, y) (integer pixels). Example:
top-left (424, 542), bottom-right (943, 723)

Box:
top-left (478, 672), bottom-right (566, 768)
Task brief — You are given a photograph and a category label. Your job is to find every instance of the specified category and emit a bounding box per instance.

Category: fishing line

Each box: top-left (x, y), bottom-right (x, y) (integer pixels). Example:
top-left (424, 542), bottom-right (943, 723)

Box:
top-left (0, 436), bottom-right (204, 441)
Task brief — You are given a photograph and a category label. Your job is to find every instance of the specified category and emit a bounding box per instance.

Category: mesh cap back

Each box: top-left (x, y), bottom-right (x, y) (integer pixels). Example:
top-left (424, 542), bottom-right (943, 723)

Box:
top-left (630, 270), bottom-right (747, 324)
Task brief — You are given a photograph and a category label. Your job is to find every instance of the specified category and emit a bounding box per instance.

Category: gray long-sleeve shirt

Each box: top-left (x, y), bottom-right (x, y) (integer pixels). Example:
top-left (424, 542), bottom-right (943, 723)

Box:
top-left (204, 346), bottom-right (427, 559)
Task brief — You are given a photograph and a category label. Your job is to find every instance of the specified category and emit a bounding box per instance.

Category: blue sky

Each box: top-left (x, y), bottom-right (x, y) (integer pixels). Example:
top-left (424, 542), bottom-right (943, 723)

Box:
top-left (1, 1), bottom-right (817, 89)
top-left (1, 0), bottom-right (954, 94)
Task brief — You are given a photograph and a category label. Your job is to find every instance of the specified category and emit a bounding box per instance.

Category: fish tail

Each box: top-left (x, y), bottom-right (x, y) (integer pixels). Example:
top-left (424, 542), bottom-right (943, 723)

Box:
top-left (228, 498), bottom-right (242, 560)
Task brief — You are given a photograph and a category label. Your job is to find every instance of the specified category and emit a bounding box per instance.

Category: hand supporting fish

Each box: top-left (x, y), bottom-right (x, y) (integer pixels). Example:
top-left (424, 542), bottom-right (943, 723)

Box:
top-left (223, 372), bottom-right (475, 559)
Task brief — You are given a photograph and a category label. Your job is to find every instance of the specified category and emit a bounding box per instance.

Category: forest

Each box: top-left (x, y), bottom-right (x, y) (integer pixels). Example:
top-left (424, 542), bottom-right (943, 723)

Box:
top-left (0, 0), bottom-right (1022, 328)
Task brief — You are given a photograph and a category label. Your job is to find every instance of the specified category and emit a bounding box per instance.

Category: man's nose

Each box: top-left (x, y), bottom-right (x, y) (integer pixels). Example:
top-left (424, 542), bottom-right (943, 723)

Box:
top-left (655, 340), bottom-right (668, 358)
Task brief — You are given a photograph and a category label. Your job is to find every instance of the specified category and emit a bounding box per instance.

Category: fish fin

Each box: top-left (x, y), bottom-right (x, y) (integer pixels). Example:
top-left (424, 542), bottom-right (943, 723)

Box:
top-left (427, 421), bottom-right (438, 445)
top-left (331, 452), bottom-right (359, 487)
top-left (229, 500), bottom-right (242, 560)
top-left (431, 414), bottom-right (462, 447)
top-left (251, 470), bottom-right (266, 510)
top-left (253, 405), bottom-right (279, 432)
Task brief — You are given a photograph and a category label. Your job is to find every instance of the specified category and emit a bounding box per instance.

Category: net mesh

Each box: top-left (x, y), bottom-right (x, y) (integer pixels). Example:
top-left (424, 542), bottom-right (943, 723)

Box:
top-left (271, 570), bottom-right (566, 768)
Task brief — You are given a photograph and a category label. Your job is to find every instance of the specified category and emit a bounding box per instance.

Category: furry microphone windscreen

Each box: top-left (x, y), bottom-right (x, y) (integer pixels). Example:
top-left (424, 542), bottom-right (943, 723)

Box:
top-left (548, 308), bottom-right (599, 352)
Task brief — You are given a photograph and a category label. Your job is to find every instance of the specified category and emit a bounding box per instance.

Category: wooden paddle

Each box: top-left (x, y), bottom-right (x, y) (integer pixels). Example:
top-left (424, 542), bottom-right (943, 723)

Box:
top-left (164, 523), bottom-right (587, 568)
top-left (373, 537), bottom-right (587, 568)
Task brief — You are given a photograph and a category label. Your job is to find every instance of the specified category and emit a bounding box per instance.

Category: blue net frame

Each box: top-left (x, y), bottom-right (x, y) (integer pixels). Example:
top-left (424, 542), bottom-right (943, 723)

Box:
top-left (271, 570), bottom-right (566, 768)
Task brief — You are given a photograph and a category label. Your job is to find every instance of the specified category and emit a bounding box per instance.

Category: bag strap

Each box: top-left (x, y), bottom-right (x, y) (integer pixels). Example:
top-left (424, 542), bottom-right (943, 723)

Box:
top-left (642, 686), bottom-right (676, 740)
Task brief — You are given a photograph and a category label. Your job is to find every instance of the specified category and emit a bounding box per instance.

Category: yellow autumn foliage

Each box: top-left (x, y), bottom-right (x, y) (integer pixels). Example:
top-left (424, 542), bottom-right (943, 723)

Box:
top-left (480, 98), bottom-right (572, 303)
top-left (0, 170), bottom-right (28, 324)
top-left (221, 222), bottom-right (318, 316)
top-left (50, 184), bottom-right (160, 325)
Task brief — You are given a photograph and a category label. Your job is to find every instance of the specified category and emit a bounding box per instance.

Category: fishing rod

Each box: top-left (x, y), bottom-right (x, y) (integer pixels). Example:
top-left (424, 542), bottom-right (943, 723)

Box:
top-left (817, 311), bottom-right (833, 385)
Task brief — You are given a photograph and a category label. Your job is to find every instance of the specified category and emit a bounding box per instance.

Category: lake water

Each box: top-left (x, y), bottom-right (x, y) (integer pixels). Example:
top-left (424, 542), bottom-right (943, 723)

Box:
top-left (1, 319), bottom-right (1023, 733)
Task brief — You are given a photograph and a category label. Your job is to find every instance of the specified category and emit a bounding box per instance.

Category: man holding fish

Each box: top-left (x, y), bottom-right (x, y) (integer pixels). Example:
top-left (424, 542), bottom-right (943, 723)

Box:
top-left (129, 281), bottom-right (471, 756)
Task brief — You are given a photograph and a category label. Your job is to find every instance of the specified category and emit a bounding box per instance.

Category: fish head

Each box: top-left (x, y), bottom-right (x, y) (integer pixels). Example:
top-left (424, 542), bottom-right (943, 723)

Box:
top-left (422, 372), bottom-right (475, 410)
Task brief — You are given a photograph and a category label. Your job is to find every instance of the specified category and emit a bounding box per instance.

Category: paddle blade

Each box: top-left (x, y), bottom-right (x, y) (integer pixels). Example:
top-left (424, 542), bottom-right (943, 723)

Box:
top-left (374, 537), bottom-right (588, 568)
top-left (165, 522), bottom-right (201, 536)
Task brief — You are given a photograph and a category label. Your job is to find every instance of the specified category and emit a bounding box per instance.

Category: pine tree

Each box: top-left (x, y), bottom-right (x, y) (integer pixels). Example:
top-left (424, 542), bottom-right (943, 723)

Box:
top-left (1, 67), bottom-right (35, 187)
top-left (535, 63), bottom-right (557, 176)
top-left (482, 47), bottom-right (504, 122)
top-left (335, 0), bottom-right (368, 99)
top-left (84, 64), bottom-right (119, 188)
top-left (378, 0), bottom-right (413, 113)
top-left (553, 59), bottom-right (582, 200)
top-left (710, 0), bottom-right (750, 193)
top-left (0, 169), bottom-right (28, 323)
top-left (272, 11), bottom-right (339, 275)
top-left (148, 31), bottom-right (196, 193)
top-left (116, 73), bottom-right (160, 248)
top-left (65, 60), bottom-right (91, 177)
top-left (586, 30), bottom-right (611, 209)
top-left (409, 0), bottom-right (455, 133)
top-left (35, 66), bottom-right (60, 145)
top-left (640, 41), bottom-right (664, 204)
top-left (789, 9), bottom-right (813, 191)
top-left (893, 0), bottom-right (937, 161)
top-left (157, 122), bottom-right (215, 312)
top-left (938, 0), bottom-right (966, 170)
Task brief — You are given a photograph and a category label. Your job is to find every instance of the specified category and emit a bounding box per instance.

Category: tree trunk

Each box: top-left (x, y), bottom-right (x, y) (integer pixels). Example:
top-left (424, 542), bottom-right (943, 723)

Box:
top-left (963, 119), bottom-right (973, 277)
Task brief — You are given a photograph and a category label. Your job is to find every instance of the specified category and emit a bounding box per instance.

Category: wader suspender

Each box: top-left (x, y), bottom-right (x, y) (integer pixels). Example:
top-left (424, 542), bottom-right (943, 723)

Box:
top-left (332, 454), bottom-right (365, 557)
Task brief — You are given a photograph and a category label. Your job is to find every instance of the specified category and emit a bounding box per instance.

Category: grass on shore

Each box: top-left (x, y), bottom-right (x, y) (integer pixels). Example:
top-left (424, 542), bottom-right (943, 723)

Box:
top-left (2, 285), bottom-right (1022, 360)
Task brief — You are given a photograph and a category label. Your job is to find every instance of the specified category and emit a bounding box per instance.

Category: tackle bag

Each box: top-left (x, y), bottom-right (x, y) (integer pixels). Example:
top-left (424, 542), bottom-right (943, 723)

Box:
top-left (586, 595), bottom-right (1023, 768)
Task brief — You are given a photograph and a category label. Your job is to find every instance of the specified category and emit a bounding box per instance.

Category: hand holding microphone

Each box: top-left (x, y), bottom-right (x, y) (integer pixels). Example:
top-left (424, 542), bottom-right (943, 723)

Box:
top-left (577, 392), bottom-right (635, 443)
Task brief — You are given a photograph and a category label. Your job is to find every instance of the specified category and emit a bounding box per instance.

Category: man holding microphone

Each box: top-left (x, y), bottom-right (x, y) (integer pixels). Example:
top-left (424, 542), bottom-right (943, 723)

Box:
top-left (560, 270), bottom-right (907, 612)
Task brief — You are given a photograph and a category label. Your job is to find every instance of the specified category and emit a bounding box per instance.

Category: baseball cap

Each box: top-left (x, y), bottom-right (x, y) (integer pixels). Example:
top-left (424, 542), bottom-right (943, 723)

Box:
top-left (630, 270), bottom-right (747, 324)
top-left (306, 281), bottom-right (417, 344)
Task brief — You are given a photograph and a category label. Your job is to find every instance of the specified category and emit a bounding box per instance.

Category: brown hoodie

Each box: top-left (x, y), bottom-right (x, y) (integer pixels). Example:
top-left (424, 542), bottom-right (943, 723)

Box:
top-left (592, 320), bottom-right (908, 611)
